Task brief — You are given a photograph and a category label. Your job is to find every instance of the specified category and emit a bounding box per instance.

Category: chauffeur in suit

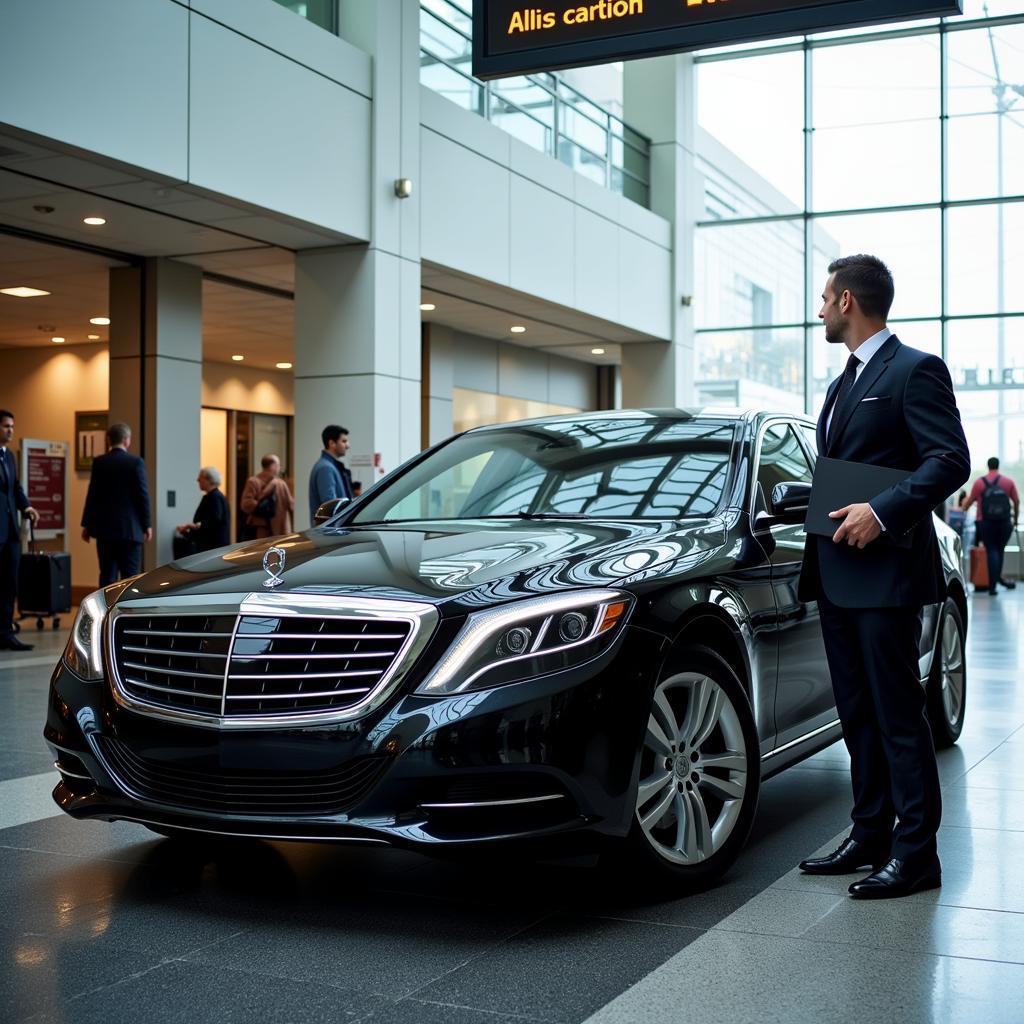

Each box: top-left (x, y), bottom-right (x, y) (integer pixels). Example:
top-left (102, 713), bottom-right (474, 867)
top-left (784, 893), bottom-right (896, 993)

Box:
top-left (81, 422), bottom-right (153, 587)
top-left (797, 255), bottom-right (971, 899)
top-left (0, 410), bottom-right (40, 651)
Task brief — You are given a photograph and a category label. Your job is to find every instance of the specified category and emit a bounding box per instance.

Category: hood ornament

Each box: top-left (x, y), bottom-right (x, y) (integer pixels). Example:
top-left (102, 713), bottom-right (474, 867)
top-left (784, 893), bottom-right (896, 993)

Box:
top-left (262, 546), bottom-right (287, 588)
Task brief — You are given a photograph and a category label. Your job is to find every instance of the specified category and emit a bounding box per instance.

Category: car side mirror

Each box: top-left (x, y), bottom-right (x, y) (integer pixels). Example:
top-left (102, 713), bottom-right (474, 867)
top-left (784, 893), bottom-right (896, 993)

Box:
top-left (770, 481), bottom-right (812, 523)
top-left (314, 497), bottom-right (350, 526)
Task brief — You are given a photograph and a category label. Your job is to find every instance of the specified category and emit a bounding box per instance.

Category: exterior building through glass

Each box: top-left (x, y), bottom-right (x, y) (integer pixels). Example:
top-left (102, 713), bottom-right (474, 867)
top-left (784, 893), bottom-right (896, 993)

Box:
top-left (694, 3), bottom-right (1024, 491)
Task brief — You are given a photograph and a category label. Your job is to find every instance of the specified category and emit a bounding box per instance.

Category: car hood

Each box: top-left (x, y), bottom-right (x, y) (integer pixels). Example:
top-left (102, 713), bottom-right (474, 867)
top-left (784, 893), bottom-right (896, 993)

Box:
top-left (119, 518), bottom-right (730, 612)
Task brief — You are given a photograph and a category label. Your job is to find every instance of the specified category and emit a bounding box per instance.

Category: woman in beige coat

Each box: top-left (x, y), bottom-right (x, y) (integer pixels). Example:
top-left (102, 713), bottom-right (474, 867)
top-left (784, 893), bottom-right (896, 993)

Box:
top-left (240, 454), bottom-right (294, 538)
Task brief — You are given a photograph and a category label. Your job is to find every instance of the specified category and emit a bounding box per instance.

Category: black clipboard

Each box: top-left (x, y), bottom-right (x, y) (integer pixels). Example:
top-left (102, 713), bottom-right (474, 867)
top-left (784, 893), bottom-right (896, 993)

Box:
top-left (806, 456), bottom-right (913, 548)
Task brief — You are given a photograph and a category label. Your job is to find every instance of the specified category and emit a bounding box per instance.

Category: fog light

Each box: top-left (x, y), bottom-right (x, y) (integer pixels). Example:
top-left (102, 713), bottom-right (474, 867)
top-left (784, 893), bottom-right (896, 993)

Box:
top-left (498, 627), bottom-right (532, 656)
top-left (558, 612), bottom-right (588, 643)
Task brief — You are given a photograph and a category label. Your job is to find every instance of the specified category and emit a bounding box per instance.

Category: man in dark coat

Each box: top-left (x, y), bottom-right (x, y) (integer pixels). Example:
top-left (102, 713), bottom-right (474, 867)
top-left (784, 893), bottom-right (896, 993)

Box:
top-left (0, 410), bottom-right (40, 651)
top-left (797, 255), bottom-right (971, 899)
top-left (81, 423), bottom-right (152, 587)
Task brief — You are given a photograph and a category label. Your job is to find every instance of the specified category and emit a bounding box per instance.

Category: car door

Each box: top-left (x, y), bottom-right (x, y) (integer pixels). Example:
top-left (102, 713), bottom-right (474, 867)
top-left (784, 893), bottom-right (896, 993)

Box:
top-left (753, 420), bottom-right (835, 749)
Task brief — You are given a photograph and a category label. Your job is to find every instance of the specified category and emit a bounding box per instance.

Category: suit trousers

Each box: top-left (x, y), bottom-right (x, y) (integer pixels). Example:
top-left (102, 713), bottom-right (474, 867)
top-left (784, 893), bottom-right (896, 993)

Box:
top-left (96, 539), bottom-right (142, 588)
top-left (0, 539), bottom-right (20, 638)
top-left (817, 590), bottom-right (941, 864)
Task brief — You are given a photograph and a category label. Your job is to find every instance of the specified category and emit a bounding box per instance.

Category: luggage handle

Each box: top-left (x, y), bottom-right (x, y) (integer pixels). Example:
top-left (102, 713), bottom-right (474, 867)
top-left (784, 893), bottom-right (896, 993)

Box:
top-left (25, 512), bottom-right (36, 554)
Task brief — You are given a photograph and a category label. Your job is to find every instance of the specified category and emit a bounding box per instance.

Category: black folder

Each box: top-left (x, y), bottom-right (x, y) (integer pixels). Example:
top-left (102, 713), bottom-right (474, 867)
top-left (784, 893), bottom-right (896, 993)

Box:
top-left (805, 456), bottom-right (913, 548)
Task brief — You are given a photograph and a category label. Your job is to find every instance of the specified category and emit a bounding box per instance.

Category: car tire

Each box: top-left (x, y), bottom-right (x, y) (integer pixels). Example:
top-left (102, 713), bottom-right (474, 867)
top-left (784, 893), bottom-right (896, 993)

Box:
top-left (926, 597), bottom-right (966, 749)
top-left (614, 645), bottom-right (760, 891)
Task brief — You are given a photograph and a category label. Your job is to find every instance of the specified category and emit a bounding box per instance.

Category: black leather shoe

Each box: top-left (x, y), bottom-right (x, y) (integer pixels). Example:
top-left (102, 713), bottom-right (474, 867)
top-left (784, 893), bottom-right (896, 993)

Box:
top-left (849, 857), bottom-right (941, 899)
top-left (799, 837), bottom-right (890, 875)
top-left (1000, 578), bottom-right (1017, 590)
top-left (0, 635), bottom-right (34, 651)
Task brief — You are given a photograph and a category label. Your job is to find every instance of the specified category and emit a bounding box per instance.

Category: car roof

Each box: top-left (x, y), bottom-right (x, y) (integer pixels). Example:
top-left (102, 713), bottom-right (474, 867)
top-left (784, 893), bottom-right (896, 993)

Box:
top-left (466, 407), bottom-right (816, 433)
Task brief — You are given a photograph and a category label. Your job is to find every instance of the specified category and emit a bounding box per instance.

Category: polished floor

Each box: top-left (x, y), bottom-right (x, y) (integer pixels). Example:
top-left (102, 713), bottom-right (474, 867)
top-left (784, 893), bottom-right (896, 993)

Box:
top-left (2, 589), bottom-right (1023, 1023)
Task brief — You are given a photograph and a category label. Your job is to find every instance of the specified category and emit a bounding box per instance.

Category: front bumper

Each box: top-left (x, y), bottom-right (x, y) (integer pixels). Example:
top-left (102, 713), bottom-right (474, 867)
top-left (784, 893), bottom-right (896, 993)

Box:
top-left (44, 625), bottom-right (665, 851)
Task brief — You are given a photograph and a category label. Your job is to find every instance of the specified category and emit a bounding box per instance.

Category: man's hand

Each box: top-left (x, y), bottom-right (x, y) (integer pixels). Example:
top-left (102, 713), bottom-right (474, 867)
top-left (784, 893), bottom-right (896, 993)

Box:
top-left (81, 528), bottom-right (90, 543)
top-left (830, 503), bottom-right (882, 549)
top-left (24, 507), bottom-right (39, 526)
top-left (144, 528), bottom-right (153, 543)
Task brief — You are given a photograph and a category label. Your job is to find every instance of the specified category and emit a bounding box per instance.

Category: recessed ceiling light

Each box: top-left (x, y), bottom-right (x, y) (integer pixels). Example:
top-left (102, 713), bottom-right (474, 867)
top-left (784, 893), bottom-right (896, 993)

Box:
top-left (89, 316), bottom-right (110, 325)
top-left (420, 302), bottom-right (436, 311)
top-left (51, 336), bottom-right (65, 344)
top-left (591, 347), bottom-right (605, 355)
top-left (276, 362), bottom-right (293, 370)
top-left (510, 325), bottom-right (527, 334)
top-left (83, 216), bottom-right (106, 226)
top-left (231, 354), bottom-right (244, 362)
top-left (1, 286), bottom-right (51, 298)
top-left (87, 334), bottom-right (100, 340)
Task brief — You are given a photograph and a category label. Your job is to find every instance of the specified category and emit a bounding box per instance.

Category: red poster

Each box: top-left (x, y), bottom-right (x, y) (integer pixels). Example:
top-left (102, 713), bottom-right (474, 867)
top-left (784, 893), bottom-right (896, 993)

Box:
top-left (26, 446), bottom-right (66, 531)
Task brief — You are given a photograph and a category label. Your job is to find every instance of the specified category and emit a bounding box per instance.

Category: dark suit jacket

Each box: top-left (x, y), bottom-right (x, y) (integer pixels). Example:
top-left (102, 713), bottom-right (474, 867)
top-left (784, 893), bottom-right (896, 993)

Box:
top-left (81, 448), bottom-right (152, 543)
top-left (192, 488), bottom-right (230, 552)
top-left (798, 335), bottom-right (970, 609)
top-left (0, 448), bottom-right (30, 546)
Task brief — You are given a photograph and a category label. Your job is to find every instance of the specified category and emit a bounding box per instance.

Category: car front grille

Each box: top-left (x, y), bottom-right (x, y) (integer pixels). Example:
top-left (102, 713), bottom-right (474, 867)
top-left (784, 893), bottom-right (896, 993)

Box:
top-left (96, 737), bottom-right (387, 815)
top-left (112, 613), bottom-right (414, 721)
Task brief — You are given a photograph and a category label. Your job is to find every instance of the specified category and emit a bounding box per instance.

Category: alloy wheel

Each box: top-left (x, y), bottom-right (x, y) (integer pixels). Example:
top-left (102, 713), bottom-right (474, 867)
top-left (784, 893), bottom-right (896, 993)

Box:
top-left (636, 672), bottom-right (749, 865)
top-left (940, 609), bottom-right (965, 728)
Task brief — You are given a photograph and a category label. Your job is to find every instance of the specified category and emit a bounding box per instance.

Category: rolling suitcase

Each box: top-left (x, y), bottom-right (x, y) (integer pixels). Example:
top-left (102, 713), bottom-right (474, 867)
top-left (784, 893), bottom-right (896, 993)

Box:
top-left (969, 544), bottom-right (990, 592)
top-left (18, 522), bottom-right (72, 630)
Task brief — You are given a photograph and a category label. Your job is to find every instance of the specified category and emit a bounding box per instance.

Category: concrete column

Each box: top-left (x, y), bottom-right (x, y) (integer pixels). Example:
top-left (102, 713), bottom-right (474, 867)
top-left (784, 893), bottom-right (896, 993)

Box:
top-left (293, 0), bottom-right (421, 526)
top-left (108, 259), bottom-right (202, 568)
top-left (621, 54), bottom-right (699, 408)
top-left (422, 323), bottom-right (455, 447)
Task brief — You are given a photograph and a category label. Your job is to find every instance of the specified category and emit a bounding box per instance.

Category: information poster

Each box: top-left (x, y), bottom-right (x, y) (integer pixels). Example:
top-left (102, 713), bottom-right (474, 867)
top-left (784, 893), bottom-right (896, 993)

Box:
top-left (21, 438), bottom-right (69, 540)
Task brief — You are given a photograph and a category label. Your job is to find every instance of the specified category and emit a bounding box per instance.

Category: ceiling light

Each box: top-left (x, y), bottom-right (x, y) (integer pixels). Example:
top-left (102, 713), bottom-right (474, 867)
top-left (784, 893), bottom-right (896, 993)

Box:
top-left (87, 334), bottom-right (100, 340)
top-left (231, 354), bottom-right (244, 362)
top-left (420, 302), bottom-right (436, 311)
top-left (51, 336), bottom-right (65, 344)
top-left (591, 347), bottom-right (605, 355)
top-left (1, 286), bottom-right (51, 298)
top-left (510, 325), bottom-right (527, 334)
top-left (276, 362), bottom-right (293, 370)
top-left (89, 316), bottom-right (110, 325)
top-left (83, 216), bottom-right (106, 226)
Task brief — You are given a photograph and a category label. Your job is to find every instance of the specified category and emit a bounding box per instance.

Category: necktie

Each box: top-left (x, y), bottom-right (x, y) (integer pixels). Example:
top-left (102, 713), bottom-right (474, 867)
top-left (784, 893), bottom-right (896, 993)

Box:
top-left (828, 353), bottom-right (860, 443)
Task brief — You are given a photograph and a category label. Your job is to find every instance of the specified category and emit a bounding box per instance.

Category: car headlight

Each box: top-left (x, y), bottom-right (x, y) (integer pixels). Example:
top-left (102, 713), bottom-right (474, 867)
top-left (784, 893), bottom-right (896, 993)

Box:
top-left (415, 589), bottom-right (633, 697)
top-left (62, 588), bottom-right (109, 680)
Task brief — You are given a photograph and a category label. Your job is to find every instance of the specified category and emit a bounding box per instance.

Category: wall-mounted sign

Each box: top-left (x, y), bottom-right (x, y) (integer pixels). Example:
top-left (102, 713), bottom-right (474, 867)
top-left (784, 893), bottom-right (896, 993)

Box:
top-left (473, 0), bottom-right (962, 79)
top-left (21, 438), bottom-right (69, 540)
top-left (75, 410), bottom-right (108, 471)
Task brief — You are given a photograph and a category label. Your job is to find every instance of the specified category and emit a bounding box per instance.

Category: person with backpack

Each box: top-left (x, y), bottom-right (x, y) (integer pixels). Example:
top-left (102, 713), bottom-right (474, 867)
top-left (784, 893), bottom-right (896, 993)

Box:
top-left (962, 456), bottom-right (1020, 595)
top-left (240, 454), bottom-right (294, 540)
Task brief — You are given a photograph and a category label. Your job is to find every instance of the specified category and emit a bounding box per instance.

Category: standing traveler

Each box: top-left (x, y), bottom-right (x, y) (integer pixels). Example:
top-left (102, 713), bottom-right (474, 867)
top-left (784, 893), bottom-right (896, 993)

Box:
top-left (796, 255), bottom-right (970, 899)
top-left (0, 410), bottom-right (40, 651)
top-left (176, 467), bottom-right (230, 553)
top-left (308, 424), bottom-right (353, 523)
top-left (81, 423), bottom-right (152, 587)
top-left (240, 454), bottom-right (294, 539)
top-left (962, 457), bottom-right (1019, 595)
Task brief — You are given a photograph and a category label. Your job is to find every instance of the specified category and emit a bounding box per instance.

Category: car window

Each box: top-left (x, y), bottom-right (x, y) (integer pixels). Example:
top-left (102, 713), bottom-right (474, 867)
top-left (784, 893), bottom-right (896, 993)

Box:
top-left (352, 417), bottom-right (737, 523)
top-left (756, 423), bottom-right (814, 503)
top-left (799, 424), bottom-right (818, 461)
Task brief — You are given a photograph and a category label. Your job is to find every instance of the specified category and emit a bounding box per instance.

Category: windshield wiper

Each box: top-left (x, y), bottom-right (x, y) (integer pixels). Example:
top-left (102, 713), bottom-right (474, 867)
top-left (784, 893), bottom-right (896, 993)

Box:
top-left (471, 512), bottom-right (591, 521)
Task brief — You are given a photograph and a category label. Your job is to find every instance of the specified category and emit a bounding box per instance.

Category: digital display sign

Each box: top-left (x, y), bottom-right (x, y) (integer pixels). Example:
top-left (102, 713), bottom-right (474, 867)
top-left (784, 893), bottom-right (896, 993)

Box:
top-left (473, 0), bottom-right (962, 79)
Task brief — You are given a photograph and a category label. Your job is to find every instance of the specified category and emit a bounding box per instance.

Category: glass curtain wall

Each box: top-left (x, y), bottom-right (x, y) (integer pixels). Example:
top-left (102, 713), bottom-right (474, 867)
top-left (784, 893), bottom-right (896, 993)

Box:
top-left (695, 6), bottom-right (1024, 492)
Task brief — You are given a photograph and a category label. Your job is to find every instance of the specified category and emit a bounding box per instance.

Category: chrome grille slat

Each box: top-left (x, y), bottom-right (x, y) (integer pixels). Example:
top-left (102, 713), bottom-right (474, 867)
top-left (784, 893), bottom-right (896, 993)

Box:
top-left (112, 610), bottom-right (416, 722)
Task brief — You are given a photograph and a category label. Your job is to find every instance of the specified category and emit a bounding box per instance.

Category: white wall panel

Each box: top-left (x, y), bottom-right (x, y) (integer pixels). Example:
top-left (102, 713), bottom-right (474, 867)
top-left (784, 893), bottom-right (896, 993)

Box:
top-left (421, 129), bottom-right (511, 285)
top-left (499, 345), bottom-right (550, 401)
top-left (509, 176), bottom-right (575, 305)
top-left (618, 231), bottom-right (673, 339)
top-left (0, 0), bottom-right (188, 180)
top-left (452, 334), bottom-right (500, 393)
top-left (549, 353), bottom-right (597, 410)
top-left (573, 207), bottom-right (621, 324)
top-left (189, 15), bottom-right (371, 238)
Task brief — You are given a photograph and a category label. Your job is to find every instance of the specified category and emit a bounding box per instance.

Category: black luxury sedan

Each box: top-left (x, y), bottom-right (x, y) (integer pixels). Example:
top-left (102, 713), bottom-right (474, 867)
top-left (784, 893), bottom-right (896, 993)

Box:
top-left (45, 410), bottom-right (968, 887)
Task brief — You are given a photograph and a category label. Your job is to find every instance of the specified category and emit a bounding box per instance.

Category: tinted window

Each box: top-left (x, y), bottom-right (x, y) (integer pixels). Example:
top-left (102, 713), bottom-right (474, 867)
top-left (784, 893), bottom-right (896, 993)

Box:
top-left (757, 423), bottom-right (814, 503)
top-left (352, 417), bottom-right (737, 523)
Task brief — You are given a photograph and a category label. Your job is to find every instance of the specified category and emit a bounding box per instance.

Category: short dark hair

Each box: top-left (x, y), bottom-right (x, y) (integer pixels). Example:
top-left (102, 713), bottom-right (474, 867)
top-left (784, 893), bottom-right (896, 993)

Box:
top-left (322, 424), bottom-right (348, 448)
top-left (827, 254), bottom-right (894, 320)
top-left (107, 422), bottom-right (131, 446)
top-left (0, 409), bottom-right (13, 423)
top-left (988, 456), bottom-right (1000, 471)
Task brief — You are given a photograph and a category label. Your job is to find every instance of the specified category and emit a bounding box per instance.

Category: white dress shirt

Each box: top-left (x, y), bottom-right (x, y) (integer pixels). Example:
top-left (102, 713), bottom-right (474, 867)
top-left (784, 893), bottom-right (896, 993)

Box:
top-left (825, 327), bottom-right (893, 531)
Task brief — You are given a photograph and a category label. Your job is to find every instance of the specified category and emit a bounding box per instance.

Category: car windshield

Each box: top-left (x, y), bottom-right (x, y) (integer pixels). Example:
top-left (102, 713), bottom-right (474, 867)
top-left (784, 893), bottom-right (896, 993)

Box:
top-left (351, 415), bottom-right (738, 524)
